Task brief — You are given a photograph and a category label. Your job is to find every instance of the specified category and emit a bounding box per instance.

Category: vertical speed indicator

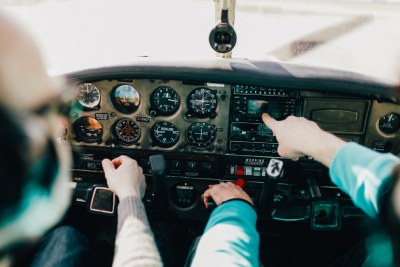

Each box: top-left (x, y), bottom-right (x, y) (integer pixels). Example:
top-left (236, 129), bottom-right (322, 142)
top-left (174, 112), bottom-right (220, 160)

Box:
top-left (152, 121), bottom-right (180, 147)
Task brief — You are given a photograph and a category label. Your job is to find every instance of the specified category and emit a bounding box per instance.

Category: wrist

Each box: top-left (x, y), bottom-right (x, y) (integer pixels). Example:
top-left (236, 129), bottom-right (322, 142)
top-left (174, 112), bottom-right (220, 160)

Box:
top-left (116, 189), bottom-right (141, 200)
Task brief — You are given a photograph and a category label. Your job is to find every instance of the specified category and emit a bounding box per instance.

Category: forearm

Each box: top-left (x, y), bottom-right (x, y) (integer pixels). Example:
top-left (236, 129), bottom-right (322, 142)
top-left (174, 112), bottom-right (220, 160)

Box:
top-left (113, 196), bottom-right (162, 267)
top-left (330, 142), bottom-right (400, 217)
top-left (306, 131), bottom-right (346, 168)
top-left (191, 200), bottom-right (259, 267)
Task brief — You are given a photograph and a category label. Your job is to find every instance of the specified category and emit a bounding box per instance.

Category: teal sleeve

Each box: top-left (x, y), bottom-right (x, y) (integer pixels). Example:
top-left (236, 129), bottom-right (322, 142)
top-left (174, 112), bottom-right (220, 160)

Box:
top-left (191, 200), bottom-right (259, 267)
top-left (330, 142), bottom-right (400, 218)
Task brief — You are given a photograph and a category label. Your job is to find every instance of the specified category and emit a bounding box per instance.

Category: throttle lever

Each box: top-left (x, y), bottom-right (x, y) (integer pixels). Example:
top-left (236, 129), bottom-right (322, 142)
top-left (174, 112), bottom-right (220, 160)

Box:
top-left (201, 194), bottom-right (217, 211)
top-left (258, 159), bottom-right (284, 219)
top-left (149, 154), bottom-right (167, 210)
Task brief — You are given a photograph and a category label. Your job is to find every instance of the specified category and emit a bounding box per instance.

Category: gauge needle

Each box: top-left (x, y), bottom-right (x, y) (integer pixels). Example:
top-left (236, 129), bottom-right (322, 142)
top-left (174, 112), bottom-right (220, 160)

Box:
top-left (168, 99), bottom-right (178, 103)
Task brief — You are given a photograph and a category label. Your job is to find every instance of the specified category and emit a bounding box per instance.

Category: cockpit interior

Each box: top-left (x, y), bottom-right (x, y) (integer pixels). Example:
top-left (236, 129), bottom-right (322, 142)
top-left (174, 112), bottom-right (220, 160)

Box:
top-left (64, 58), bottom-right (400, 266)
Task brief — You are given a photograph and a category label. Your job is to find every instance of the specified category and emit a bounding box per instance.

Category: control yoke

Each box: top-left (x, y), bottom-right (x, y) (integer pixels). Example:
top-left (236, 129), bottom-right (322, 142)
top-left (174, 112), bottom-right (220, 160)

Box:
top-left (149, 154), bottom-right (168, 210)
top-left (258, 159), bottom-right (284, 218)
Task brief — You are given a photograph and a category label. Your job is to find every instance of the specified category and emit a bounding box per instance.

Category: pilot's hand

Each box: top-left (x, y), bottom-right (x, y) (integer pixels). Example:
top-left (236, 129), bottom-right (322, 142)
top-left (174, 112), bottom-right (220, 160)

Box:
top-left (262, 113), bottom-right (345, 167)
top-left (102, 155), bottom-right (146, 200)
top-left (203, 182), bottom-right (253, 208)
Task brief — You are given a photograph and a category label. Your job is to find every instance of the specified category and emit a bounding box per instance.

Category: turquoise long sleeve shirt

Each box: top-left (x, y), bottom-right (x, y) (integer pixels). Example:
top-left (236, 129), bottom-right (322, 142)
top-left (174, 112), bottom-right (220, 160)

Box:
top-left (191, 142), bottom-right (399, 266)
top-left (190, 200), bottom-right (259, 267)
top-left (330, 142), bottom-right (399, 218)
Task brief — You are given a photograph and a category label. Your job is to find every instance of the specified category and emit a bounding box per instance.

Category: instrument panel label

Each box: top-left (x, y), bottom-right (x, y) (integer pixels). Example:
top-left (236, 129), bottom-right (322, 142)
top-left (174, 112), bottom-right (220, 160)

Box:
top-left (136, 115), bottom-right (151, 123)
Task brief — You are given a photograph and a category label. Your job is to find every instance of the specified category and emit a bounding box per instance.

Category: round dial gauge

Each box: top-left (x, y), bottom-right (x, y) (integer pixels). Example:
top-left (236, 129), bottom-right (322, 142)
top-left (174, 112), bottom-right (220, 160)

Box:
top-left (73, 116), bottom-right (103, 143)
top-left (151, 86), bottom-right (180, 116)
top-left (186, 122), bottom-right (216, 149)
top-left (111, 85), bottom-right (140, 114)
top-left (152, 121), bottom-right (180, 147)
top-left (379, 113), bottom-right (400, 134)
top-left (76, 83), bottom-right (101, 110)
top-left (187, 88), bottom-right (217, 117)
top-left (113, 118), bottom-right (141, 145)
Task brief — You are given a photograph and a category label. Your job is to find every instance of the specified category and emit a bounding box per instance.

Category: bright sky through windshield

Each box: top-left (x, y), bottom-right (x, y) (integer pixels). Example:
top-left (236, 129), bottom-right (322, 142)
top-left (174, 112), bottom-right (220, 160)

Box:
top-left (2, 0), bottom-right (400, 82)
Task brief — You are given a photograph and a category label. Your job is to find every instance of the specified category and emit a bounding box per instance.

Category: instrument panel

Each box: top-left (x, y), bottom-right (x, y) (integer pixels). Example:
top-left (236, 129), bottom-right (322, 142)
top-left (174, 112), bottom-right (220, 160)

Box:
top-left (68, 79), bottom-right (400, 157)
top-left (67, 71), bottom-right (400, 221)
top-left (69, 80), bottom-right (231, 153)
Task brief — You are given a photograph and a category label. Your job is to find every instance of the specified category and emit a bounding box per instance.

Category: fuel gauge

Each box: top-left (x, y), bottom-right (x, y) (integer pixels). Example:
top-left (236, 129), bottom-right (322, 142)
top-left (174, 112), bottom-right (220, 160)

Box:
top-left (378, 113), bottom-right (400, 134)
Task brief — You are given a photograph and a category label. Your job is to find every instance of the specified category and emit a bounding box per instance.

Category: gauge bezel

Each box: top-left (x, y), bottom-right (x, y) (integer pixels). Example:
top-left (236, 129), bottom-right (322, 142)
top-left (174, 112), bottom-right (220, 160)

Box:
top-left (150, 86), bottom-right (180, 116)
top-left (186, 87), bottom-right (217, 117)
top-left (112, 118), bottom-right (141, 145)
top-left (152, 121), bottom-right (180, 148)
top-left (378, 112), bottom-right (400, 135)
top-left (186, 122), bottom-right (216, 150)
top-left (76, 83), bottom-right (101, 110)
top-left (111, 84), bottom-right (141, 114)
top-left (73, 116), bottom-right (103, 143)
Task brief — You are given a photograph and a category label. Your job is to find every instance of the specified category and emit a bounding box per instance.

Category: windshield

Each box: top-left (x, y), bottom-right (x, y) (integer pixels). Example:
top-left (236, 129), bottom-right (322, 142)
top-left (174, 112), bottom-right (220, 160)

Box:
top-left (2, 0), bottom-right (400, 82)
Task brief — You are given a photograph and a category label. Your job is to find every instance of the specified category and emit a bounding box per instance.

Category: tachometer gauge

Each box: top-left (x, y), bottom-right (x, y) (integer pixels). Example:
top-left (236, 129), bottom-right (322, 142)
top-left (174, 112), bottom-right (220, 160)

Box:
top-left (152, 121), bottom-right (180, 147)
top-left (186, 122), bottom-right (216, 149)
top-left (187, 88), bottom-right (217, 117)
top-left (76, 83), bottom-right (101, 110)
top-left (73, 116), bottom-right (103, 143)
top-left (150, 86), bottom-right (180, 116)
top-left (113, 118), bottom-right (141, 145)
top-left (378, 113), bottom-right (400, 134)
top-left (111, 85), bottom-right (140, 114)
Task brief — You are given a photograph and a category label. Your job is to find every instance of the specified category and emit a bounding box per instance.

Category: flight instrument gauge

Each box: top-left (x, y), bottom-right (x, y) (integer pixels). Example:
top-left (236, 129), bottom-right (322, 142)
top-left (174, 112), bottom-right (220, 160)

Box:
top-left (186, 122), bottom-right (216, 149)
top-left (113, 118), bottom-right (141, 145)
top-left (187, 88), bottom-right (217, 117)
top-left (73, 116), bottom-right (103, 143)
top-left (111, 85), bottom-right (140, 114)
top-left (150, 86), bottom-right (180, 116)
top-left (76, 83), bottom-right (101, 110)
top-left (378, 113), bottom-right (400, 134)
top-left (152, 121), bottom-right (180, 147)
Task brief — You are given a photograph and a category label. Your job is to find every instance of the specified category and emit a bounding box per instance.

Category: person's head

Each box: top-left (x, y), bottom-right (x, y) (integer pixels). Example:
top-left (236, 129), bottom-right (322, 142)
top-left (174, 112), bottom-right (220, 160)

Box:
top-left (0, 11), bottom-right (72, 253)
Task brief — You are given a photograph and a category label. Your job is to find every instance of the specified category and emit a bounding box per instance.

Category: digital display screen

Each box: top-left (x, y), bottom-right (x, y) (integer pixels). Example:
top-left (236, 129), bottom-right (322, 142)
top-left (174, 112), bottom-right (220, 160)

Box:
top-left (247, 100), bottom-right (284, 119)
top-left (247, 100), bottom-right (270, 118)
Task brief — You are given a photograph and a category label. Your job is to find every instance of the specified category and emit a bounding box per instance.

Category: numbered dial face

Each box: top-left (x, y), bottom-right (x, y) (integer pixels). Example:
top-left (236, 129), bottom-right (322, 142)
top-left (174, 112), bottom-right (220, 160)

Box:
top-left (152, 121), bottom-right (180, 147)
top-left (186, 123), bottom-right (216, 149)
top-left (74, 116), bottom-right (103, 143)
top-left (151, 86), bottom-right (180, 115)
top-left (187, 88), bottom-right (217, 117)
top-left (111, 85), bottom-right (140, 114)
top-left (77, 83), bottom-right (101, 109)
top-left (379, 113), bottom-right (400, 134)
top-left (113, 118), bottom-right (141, 145)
